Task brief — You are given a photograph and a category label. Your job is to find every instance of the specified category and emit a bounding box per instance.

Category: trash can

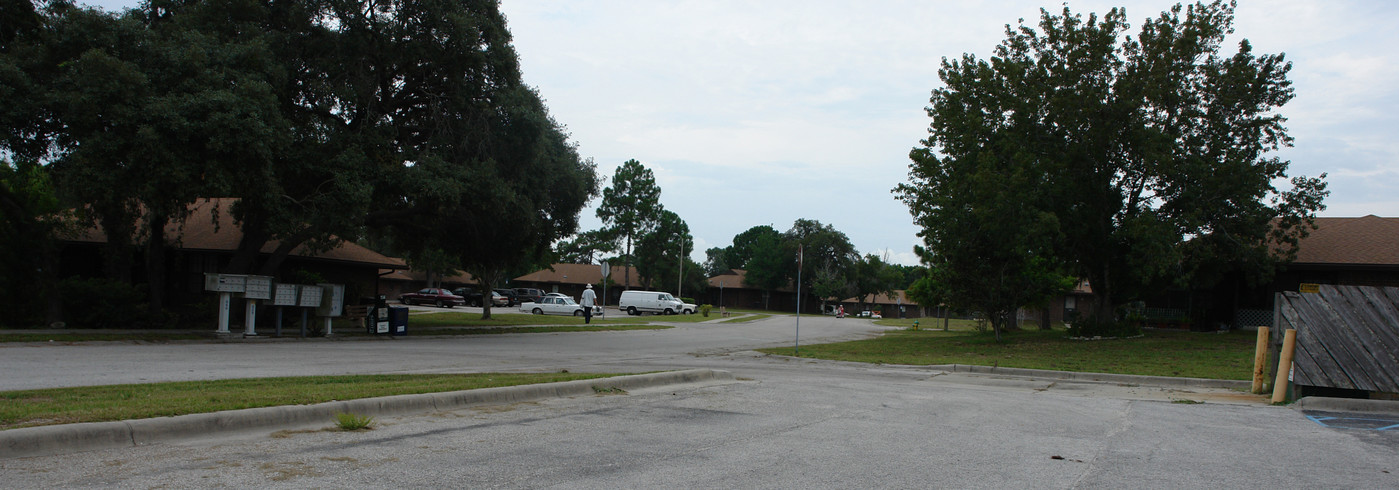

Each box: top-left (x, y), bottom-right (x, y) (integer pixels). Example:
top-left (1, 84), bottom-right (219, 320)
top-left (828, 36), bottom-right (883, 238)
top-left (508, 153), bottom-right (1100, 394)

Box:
top-left (388, 306), bottom-right (408, 336)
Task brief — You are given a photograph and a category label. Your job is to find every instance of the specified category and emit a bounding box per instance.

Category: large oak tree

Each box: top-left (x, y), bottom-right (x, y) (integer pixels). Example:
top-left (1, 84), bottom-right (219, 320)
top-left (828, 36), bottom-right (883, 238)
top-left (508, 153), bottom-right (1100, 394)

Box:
top-left (897, 1), bottom-right (1327, 334)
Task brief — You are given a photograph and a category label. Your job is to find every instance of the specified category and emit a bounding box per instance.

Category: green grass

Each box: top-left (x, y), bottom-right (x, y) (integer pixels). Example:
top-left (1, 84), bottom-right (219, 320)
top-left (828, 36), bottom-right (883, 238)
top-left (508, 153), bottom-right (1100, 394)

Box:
top-left (0, 372), bottom-right (626, 430)
top-left (760, 327), bottom-right (1256, 380)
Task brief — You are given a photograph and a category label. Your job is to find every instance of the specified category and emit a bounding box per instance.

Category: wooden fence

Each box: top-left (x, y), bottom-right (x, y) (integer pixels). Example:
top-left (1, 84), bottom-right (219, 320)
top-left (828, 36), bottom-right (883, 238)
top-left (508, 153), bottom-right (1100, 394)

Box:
top-left (1273, 284), bottom-right (1399, 396)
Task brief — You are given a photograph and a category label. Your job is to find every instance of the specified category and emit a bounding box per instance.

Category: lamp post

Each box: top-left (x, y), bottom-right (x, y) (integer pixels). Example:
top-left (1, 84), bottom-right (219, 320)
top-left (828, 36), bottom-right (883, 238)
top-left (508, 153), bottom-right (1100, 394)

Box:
top-left (677, 239), bottom-right (684, 298)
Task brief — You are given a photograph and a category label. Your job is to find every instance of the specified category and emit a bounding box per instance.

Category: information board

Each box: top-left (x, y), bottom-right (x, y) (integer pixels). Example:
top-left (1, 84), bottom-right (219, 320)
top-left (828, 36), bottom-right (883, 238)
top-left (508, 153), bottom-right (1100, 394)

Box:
top-left (243, 275), bottom-right (274, 300)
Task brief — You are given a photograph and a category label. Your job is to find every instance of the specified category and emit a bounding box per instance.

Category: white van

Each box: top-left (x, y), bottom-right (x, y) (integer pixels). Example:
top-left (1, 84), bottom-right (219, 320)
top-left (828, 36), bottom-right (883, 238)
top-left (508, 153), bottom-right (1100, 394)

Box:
top-left (618, 290), bottom-right (686, 315)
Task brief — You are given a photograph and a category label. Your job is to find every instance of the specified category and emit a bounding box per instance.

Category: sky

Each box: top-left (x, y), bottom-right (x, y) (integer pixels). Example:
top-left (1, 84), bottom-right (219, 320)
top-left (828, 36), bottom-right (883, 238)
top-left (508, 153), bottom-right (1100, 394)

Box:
top-left (84, 1), bottom-right (1399, 266)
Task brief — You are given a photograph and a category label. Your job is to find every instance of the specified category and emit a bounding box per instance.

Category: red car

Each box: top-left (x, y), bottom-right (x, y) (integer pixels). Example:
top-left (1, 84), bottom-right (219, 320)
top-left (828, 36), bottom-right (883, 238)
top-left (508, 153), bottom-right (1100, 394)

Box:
top-left (399, 288), bottom-right (465, 308)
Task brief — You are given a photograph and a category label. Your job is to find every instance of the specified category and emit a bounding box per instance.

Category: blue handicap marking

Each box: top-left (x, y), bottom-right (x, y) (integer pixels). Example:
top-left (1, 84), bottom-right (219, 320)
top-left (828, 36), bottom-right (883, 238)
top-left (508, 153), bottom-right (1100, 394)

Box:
top-left (1307, 414), bottom-right (1399, 431)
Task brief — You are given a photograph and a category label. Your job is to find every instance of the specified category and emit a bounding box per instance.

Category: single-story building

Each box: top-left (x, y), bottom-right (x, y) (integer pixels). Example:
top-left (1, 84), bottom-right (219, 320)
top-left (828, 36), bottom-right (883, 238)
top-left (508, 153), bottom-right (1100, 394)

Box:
top-left (510, 263), bottom-right (644, 306)
top-left (61, 198), bottom-right (407, 309)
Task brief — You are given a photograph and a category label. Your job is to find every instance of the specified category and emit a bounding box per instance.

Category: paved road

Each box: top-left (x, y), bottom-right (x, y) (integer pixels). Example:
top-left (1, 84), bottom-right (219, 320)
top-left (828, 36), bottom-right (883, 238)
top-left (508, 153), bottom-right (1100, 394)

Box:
top-left (3, 315), bottom-right (1396, 487)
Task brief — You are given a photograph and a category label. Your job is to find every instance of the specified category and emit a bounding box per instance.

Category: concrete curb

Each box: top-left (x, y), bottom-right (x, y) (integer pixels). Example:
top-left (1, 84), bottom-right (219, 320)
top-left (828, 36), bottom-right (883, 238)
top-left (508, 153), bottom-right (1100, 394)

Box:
top-left (1292, 396), bottom-right (1399, 416)
top-left (0, 369), bottom-right (735, 460)
top-left (927, 364), bottom-right (1253, 390)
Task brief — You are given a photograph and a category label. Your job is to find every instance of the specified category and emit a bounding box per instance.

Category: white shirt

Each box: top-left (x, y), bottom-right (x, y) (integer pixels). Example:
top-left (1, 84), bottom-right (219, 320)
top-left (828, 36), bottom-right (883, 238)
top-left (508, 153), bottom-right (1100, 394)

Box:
top-left (580, 288), bottom-right (596, 307)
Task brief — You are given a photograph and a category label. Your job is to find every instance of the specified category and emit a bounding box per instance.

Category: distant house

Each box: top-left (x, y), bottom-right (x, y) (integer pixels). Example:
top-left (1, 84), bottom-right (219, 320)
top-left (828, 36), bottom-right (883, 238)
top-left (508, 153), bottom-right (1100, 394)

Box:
top-left (511, 263), bottom-right (643, 306)
top-left (1247, 215), bottom-right (1399, 326)
top-left (378, 270), bottom-right (480, 300)
top-left (60, 198), bottom-right (407, 307)
top-left (838, 290), bottom-right (920, 318)
top-left (1144, 215), bottom-right (1399, 329)
top-left (704, 269), bottom-right (799, 312)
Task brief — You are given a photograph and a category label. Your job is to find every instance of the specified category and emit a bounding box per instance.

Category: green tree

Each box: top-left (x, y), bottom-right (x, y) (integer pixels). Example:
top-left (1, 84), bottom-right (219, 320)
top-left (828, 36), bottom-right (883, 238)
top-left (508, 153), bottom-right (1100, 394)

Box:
top-left (897, 1), bottom-right (1326, 333)
top-left (784, 219), bottom-right (856, 302)
top-left (728, 225), bottom-right (781, 269)
top-left (557, 229), bottom-right (619, 264)
top-left (850, 253), bottom-right (903, 310)
top-left (596, 159), bottom-right (663, 289)
top-left (633, 209), bottom-right (687, 289)
top-left (740, 229), bottom-right (791, 310)
top-left (702, 246), bottom-right (731, 276)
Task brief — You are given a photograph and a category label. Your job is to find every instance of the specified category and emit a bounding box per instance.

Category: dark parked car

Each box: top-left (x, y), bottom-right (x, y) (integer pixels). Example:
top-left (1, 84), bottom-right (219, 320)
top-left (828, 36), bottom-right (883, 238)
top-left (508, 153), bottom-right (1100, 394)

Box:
top-left (514, 288), bottom-right (545, 304)
top-left (399, 288), bottom-right (465, 308)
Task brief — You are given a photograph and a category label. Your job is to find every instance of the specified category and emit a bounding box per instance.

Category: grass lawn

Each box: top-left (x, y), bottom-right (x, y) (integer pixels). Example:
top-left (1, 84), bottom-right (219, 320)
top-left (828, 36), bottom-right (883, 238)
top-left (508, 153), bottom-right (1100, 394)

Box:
top-left (0, 372), bottom-right (627, 430)
top-left (760, 326), bottom-right (1256, 380)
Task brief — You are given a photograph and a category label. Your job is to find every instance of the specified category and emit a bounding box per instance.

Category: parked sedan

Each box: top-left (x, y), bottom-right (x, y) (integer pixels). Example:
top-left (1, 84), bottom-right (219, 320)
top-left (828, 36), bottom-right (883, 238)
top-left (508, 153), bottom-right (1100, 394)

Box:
top-left (520, 296), bottom-right (602, 317)
top-left (399, 288), bottom-right (465, 308)
top-left (493, 288), bottom-right (520, 307)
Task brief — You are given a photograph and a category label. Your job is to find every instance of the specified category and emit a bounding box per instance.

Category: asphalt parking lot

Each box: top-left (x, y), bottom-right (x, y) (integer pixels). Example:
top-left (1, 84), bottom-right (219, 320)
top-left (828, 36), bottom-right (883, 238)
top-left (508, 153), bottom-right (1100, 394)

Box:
top-left (2, 315), bottom-right (1396, 487)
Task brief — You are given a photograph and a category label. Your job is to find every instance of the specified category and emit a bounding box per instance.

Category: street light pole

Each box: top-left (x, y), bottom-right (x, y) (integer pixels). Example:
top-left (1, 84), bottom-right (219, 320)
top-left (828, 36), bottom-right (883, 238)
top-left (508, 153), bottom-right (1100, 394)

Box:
top-left (677, 239), bottom-right (684, 298)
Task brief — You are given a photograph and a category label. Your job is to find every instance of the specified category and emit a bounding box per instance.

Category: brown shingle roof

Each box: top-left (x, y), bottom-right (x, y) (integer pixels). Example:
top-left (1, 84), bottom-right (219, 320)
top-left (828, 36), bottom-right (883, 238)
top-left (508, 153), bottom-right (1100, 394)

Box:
top-left (1294, 215), bottom-right (1399, 266)
top-left (841, 290), bottom-right (917, 306)
top-left (65, 198), bottom-right (407, 269)
top-left (514, 263), bottom-right (643, 287)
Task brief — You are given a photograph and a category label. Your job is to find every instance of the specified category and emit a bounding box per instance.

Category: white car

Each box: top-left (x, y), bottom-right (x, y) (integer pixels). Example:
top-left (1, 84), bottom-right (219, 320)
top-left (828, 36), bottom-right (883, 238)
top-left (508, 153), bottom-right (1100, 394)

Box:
top-left (520, 296), bottom-right (602, 316)
top-left (680, 302), bottom-right (698, 314)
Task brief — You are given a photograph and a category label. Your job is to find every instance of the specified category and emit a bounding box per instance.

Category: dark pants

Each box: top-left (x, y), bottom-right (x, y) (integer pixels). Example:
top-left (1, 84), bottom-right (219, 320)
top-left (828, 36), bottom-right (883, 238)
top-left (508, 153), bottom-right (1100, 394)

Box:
top-left (583, 307), bottom-right (593, 324)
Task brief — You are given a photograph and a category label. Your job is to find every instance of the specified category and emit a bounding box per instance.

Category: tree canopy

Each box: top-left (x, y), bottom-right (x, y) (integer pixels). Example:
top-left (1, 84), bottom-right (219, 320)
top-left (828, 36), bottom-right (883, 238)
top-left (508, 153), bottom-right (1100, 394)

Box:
top-left (596, 159), bottom-right (663, 288)
top-left (896, 0), bottom-right (1327, 335)
top-left (1, 0), bottom-right (596, 326)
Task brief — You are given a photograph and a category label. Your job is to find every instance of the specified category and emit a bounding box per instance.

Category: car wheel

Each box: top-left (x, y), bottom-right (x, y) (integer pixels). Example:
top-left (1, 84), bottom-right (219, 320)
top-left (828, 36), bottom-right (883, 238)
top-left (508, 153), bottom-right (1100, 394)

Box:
top-left (627, 306), bottom-right (638, 316)
top-left (435, 300), bottom-right (445, 308)
top-left (664, 308), bottom-right (674, 315)
top-left (573, 310), bottom-right (583, 317)
top-left (532, 308), bottom-right (543, 315)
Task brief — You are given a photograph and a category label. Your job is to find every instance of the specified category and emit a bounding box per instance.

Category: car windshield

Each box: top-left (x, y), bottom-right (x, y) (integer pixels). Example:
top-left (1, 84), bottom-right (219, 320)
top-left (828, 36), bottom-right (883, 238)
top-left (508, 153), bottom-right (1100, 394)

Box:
top-left (662, 294), bottom-right (676, 301)
top-left (558, 297), bottom-right (578, 305)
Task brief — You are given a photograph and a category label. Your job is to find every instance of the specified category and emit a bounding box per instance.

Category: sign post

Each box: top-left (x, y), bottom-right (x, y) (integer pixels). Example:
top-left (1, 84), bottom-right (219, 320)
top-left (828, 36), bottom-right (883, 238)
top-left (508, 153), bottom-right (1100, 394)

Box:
top-left (600, 261), bottom-right (610, 317)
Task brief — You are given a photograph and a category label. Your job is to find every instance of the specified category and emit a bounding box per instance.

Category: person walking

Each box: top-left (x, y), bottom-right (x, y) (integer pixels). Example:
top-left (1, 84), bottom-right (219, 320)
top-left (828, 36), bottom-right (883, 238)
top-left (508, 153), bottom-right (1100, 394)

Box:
top-left (580, 283), bottom-right (597, 324)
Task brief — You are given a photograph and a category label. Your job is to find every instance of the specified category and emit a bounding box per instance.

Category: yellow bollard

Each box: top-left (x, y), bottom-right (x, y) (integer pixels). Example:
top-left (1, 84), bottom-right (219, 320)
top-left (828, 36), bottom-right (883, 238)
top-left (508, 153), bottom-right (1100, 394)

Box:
top-left (1271, 329), bottom-right (1297, 404)
top-left (1252, 327), bottom-right (1270, 394)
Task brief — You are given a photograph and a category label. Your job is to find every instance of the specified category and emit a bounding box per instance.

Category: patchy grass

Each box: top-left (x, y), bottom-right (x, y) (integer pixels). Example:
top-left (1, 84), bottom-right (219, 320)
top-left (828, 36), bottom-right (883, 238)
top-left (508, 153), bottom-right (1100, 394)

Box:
top-left (0, 372), bottom-right (628, 430)
top-left (759, 327), bottom-right (1255, 380)
top-left (720, 314), bottom-right (771, 323)
top-left (334, 412), bottom-right (375, 430)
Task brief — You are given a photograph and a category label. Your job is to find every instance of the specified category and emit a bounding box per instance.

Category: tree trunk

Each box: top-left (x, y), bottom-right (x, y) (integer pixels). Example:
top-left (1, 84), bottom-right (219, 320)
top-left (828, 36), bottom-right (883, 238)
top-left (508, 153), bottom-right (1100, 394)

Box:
top-left (99, 212), bottom-right (134, 282)
top-left (144, 213), bottom-right (169, 318)
top-left (226, 211), bottom-right (270, 275)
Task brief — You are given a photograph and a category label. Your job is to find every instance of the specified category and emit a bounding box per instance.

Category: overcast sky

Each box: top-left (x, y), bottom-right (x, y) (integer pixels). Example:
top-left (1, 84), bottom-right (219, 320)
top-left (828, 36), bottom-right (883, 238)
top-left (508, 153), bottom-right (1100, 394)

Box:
top-left (85, 1), bottom-right (1399, 266)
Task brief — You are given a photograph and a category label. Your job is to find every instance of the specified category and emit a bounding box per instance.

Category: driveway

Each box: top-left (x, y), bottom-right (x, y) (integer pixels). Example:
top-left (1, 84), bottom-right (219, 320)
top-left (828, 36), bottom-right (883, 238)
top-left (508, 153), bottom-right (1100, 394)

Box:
top-left (2, 316), bottom-right (1395, 487)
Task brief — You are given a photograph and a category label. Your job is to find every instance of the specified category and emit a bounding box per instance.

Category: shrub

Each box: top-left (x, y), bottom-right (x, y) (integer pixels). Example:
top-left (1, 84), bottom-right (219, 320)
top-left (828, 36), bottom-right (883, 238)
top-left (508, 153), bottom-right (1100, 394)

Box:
top-left (700, 304), bottom-right (712, 317)
top-left (1065, 318), bottom-right (1143, 338)
top-left (58, 277), bottom-right (158, 329)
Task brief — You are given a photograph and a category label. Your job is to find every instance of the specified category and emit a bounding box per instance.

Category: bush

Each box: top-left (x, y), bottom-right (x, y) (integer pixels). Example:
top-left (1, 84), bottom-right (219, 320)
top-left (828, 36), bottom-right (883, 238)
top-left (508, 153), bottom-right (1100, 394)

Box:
top-left (700, 304), bottom-right (712, 317)
top-left (58, 277), bottom-right (158, 329)
top-left (1065, 318), bottom-right (1143, 338)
